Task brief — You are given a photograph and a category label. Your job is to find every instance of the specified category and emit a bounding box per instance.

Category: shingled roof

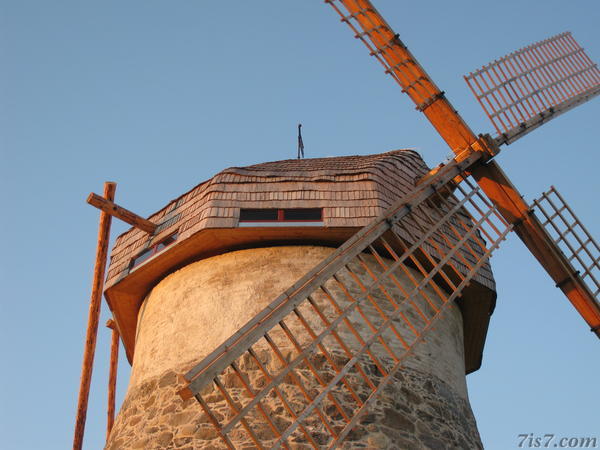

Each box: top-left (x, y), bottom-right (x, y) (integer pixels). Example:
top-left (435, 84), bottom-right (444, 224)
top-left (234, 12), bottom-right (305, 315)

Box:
top-left (104, 150), bottom-right (497, 369)
top-left (106, 150), bottom-right (431, 288)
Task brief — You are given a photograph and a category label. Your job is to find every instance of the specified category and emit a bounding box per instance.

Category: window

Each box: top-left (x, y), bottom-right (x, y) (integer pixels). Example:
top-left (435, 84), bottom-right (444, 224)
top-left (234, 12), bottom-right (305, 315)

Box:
top-left (239, 208), bottom-right (323, 226)
top-left (239, 209), bottom-right (279, 221)
top-left (130, 233), bottom-right (178, 269)
top-left (282, 209), bottom-right (322, 221)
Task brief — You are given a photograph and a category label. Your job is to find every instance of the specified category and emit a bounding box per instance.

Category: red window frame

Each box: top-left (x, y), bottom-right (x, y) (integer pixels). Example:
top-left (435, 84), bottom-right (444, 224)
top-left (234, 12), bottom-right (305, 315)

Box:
top-left (239, 208), bottom-right (323, 223)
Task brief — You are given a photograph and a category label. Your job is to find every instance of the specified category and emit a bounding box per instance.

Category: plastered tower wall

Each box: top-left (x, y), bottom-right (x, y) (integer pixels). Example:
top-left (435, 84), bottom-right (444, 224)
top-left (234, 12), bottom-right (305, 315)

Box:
top-left (106, 246), bottom-right (482, 449)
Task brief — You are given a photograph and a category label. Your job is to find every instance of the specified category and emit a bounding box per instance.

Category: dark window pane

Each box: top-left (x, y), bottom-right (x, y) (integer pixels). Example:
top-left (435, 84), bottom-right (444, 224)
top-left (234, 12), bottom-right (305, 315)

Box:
top-left (283, 208), bottom-right (322, 221)
top-left (240, 209), bottom-right (279, 221)
top-left (132, 248), bottom-right (153, 267)
top-left (156, 233), bottom-right (178, 251)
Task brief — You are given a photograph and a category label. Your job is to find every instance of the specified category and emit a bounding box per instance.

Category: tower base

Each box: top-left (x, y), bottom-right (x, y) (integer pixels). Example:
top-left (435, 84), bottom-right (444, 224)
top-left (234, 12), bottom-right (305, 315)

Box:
top-left (106, 246), bottom-right (482, 449)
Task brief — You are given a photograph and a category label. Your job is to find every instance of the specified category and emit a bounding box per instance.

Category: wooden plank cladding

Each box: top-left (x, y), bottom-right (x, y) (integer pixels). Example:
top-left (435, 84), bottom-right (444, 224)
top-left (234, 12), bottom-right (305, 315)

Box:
top-left (103, 150), bottom-right (497, 367)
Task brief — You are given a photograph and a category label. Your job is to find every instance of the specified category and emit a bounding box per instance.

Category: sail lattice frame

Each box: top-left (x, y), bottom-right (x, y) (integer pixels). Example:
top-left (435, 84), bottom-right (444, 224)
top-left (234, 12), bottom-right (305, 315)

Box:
top-left (465, 32), bottom-right (600, 145)
top-left (533, 186), bottom-right (600, 302)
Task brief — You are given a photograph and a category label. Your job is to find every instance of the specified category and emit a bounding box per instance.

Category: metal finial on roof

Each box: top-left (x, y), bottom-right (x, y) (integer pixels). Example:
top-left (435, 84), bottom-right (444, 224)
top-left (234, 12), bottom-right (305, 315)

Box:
top-left (297, 123), bottom-right (304, 159)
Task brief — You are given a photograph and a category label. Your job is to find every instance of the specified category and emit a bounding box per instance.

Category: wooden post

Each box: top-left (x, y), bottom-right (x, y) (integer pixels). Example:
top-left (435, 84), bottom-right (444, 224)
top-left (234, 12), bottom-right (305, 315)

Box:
top-left (73, 182), bottom-right (116, 450)
top-left (106, 319), bottom-right (119, 442)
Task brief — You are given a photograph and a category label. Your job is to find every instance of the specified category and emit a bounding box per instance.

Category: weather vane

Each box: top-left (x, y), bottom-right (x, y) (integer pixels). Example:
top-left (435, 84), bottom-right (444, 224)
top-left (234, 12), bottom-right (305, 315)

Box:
top-left (297, 123), bottom-right (304, 159)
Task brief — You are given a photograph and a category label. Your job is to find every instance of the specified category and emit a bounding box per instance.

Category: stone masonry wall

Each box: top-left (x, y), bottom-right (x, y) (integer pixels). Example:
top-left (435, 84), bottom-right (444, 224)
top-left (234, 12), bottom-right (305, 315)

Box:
top-left (107, 246), bottom-right (482, 449)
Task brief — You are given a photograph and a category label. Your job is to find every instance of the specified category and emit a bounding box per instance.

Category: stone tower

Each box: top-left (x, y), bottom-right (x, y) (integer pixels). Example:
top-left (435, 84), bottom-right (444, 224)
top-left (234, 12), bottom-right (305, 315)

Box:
top-left (104, 150), bottom-right (495, 449)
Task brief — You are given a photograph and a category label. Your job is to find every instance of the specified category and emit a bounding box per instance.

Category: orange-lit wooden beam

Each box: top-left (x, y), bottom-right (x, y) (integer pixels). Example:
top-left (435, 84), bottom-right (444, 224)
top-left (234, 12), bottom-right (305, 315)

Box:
top-left (105, 319), bottom-right (119, 442)
top-left (471, 161), bottom-right (600, 336)
top-left (74, 182), bottom-right (116, 450)
top-left (330, 0), bottom-right (491, 155)
top-left (87, 192), bottom-right (156, 234)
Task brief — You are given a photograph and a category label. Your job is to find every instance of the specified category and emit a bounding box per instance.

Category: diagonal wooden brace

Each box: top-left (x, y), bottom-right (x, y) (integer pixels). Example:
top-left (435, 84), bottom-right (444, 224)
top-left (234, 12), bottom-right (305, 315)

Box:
top-left (87, 193), bottom-right (156, 234)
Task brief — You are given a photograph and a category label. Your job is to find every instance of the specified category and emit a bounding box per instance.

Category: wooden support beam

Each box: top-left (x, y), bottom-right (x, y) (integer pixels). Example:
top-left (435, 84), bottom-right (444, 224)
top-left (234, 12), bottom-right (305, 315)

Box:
top-left (106, 319), bottom-right (119, 442)
top-left (87, 192), bottom-right (156, 234)
top-left (471, 161), bottom-right (600, 336)
top-left (74, 182), bottom-right (116, 450)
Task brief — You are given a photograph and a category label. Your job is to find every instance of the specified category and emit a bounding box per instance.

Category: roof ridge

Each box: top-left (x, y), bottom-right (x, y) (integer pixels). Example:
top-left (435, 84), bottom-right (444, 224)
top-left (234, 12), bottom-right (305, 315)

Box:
top-left (229, 149), bottom-right (420, 172)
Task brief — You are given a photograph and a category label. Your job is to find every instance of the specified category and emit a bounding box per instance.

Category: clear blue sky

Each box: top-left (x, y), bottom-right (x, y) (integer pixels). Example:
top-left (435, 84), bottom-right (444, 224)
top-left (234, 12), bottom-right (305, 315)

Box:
top-left (1, 1), bottom-right (598, 449)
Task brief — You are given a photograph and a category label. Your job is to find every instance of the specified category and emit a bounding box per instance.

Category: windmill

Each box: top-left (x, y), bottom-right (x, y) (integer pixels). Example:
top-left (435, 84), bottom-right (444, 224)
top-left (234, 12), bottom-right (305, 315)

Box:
top-left (173, 1), bottom-right (599, 447)
top-left (74, 1), bottom-right (599, 449)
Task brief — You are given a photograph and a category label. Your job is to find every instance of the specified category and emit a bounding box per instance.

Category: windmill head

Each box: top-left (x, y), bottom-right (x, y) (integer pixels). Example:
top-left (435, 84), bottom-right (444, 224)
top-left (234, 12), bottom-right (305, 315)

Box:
top-left (75, 2), bottom-right (599, 449)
